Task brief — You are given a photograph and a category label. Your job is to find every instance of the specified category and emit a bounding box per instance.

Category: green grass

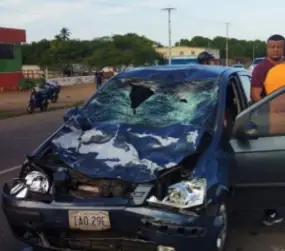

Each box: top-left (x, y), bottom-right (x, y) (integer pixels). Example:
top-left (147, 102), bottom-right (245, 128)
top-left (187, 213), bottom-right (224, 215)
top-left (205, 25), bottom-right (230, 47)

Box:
top-left (0, 100), bottom-right (84, 120)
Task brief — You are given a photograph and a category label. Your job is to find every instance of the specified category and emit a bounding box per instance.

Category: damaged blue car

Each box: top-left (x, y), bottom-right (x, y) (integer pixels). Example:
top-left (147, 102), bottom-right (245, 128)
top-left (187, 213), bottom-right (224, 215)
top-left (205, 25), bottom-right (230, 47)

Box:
top-left (5, 64), bottom-right (284, 251)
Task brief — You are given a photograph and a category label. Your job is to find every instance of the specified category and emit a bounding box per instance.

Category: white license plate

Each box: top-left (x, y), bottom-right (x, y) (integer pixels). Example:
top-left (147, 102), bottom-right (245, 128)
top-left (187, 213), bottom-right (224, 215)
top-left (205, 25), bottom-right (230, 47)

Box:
top-left (68, 210), bottom-right (111, 231)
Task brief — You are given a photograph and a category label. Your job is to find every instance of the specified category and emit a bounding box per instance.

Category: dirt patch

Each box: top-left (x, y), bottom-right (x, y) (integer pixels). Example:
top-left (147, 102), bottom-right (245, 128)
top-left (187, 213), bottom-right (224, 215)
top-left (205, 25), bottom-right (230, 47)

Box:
top-left (0, 83), bottom-right (96, 118)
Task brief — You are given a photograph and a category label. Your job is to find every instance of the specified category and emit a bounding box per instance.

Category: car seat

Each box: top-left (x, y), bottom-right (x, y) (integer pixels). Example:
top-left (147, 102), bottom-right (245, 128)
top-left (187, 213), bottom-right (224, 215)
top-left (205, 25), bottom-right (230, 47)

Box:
top-left (223, 84), bottom-right (237, 137)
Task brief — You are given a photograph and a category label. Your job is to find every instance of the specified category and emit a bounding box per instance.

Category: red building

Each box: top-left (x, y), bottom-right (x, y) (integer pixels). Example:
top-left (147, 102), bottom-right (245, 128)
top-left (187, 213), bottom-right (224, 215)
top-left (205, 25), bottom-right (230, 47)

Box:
top-left (0, 27), bottom-right (26, 91)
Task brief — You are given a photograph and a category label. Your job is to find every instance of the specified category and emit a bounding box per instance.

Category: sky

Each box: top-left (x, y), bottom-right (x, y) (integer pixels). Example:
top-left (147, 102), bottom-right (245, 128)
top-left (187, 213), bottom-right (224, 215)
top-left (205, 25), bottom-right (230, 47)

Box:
top-left (1, 0), bottom-right (285, 44)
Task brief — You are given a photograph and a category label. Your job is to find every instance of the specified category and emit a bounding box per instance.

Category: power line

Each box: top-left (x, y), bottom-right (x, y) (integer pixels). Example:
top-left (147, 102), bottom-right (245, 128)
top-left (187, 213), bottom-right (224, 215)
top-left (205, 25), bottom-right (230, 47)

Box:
top-left (162, 7), bottom-right (176, 65)
top-left (225, 22), bottom-right (229, 66)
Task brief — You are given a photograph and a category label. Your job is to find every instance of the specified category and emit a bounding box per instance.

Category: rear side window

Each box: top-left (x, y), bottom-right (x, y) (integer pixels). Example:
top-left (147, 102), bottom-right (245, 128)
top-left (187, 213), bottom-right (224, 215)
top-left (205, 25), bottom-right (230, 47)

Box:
top-left (239, 75), bottom-right (251, 104)
top-left (253, 58), bottom-right (264, 65)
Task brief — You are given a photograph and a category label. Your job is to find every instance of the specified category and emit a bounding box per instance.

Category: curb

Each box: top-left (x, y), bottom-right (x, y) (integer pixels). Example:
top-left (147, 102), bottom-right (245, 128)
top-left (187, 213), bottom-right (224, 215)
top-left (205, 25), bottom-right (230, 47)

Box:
top-left (0, 101), bottom-right (84, 120)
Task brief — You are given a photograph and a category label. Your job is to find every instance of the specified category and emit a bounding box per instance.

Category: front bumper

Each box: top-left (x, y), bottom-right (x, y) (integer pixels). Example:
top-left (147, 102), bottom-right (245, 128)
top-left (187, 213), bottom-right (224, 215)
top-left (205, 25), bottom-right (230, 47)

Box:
top-left (2, 184), bottom-right (223, 251)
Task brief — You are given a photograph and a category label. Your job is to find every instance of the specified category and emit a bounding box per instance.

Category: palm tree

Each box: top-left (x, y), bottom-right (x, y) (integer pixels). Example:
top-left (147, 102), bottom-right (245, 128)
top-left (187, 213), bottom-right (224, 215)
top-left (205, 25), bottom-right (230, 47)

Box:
top-left (59, 27), bottom-right (71, 41)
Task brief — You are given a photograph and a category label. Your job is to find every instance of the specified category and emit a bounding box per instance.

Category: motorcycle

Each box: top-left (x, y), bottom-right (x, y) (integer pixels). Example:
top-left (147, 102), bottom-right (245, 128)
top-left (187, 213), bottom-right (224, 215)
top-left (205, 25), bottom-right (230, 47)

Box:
top-left (43, 81), bottom-right (61, 103)
top-left (27, 86), bottom-right (49, 114)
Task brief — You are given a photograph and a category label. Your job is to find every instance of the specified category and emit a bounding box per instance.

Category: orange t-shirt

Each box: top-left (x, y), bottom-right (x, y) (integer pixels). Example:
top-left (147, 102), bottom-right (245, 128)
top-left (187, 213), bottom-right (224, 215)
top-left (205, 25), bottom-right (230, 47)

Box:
top-left (264, 63), bottom-right (285, 94)
top-left (263, 63), bottom-right (285, 134)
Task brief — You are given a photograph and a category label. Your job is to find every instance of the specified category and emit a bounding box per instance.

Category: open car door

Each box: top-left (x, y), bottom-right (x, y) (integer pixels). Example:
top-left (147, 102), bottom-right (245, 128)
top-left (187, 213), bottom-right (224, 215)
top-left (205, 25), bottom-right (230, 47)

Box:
top-left (230, 86), bottom-right (285, 210)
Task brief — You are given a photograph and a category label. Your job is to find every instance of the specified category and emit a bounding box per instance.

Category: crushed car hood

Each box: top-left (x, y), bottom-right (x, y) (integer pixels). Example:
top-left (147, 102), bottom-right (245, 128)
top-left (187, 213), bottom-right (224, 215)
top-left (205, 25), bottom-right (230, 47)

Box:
top-left (50, 123), bottom-right (205, 183)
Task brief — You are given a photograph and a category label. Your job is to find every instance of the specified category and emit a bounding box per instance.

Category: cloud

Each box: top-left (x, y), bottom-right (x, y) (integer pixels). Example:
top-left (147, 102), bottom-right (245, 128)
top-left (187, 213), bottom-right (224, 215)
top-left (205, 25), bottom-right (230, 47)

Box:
top-left (0, 0), bottom-right (183, 26)
top-left (0, 0), bottom-right (281, 43)
top-left (0, 0), bottom-right (85, 27)
top-left (0, 0), bottom-right (228, 43)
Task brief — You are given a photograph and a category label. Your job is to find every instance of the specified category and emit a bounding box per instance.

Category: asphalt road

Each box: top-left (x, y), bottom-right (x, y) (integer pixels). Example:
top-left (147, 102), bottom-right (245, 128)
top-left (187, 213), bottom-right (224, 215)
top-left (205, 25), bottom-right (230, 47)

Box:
top-left (0, 110), bottom-right (64, 251)
top-left (0, 110), bottom-right (64, 168)
top-left (0, 110), bottom-right (285, 251)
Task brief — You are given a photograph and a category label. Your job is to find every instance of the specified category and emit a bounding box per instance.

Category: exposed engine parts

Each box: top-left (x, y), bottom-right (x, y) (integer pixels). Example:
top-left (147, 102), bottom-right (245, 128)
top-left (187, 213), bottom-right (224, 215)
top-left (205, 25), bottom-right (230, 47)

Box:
top-left (54, 169), bottom-right (136, 198)
top-left (75, 179), bottom-right (130, 197)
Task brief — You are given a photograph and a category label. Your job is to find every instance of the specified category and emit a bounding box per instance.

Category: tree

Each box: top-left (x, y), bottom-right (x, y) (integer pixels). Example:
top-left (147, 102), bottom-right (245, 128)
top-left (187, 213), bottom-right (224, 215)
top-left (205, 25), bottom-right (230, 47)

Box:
top-left (84, 33), bottom-right (164, 68)
top-left (175, 36), bottom-right (266, 59)
top-left (21, 30), bottom-right (268, 69)
top-left (58, 27), bottom-right (71, 41)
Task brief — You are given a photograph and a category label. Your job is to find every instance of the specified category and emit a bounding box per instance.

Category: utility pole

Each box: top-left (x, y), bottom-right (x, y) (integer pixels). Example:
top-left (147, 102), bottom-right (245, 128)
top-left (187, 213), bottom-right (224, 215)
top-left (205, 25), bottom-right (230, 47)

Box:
top-left (225, 22), bottom-right (229, 66)
top-left (162, 8), bottom-right (175, 65)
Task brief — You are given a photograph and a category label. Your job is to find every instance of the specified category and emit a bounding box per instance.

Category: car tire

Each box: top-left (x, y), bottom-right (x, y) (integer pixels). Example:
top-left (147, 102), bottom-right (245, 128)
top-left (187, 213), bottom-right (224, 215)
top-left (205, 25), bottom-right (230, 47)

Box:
top-left (32, 248), bottom-right (45, 251)
top-left (213, 202), bottom-right (229, 251)
top-left (40, 101), bottom-right (48, 112)
top-left (27, 104), bottom-right (34, 114)
top-left (51, 95), bottom-right (58, 103)
top-left (44, 103), bottom-right (48, 112)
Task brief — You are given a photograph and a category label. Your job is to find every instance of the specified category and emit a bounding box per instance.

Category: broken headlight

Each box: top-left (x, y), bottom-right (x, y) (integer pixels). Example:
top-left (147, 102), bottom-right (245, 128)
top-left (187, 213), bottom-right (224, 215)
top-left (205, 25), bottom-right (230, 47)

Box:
top-left (147, 178), bottom-right (206, 209)
top-left (10, 171), bottom-right (50, 198)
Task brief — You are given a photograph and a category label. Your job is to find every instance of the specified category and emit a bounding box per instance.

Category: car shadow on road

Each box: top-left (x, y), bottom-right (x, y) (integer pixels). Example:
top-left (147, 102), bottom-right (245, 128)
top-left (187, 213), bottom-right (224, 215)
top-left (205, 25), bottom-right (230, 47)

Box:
top-left (227, 210), bottom-right (285, 251)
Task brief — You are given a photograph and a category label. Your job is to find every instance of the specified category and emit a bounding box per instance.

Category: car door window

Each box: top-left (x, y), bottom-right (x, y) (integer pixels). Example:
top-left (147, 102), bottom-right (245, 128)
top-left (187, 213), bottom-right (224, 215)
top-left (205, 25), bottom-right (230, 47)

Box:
top-left (235, 87), bottom-right (285, 137)
top-left (250, 91), bottom-right (285, 136)
top-left (238, 75), bottom-right (251, 104)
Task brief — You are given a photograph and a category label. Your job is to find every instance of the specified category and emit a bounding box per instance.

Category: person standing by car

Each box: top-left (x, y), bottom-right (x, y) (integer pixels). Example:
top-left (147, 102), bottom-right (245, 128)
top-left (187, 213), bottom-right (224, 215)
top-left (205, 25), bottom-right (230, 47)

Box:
top-left (250, 34), bottom-right (285, 226)
top-left (95, 70), bottom-right (104, 88)
top-left (197, 51), bottom-right (215, 65)
top-left (251, 34), bottom-right (285, 102)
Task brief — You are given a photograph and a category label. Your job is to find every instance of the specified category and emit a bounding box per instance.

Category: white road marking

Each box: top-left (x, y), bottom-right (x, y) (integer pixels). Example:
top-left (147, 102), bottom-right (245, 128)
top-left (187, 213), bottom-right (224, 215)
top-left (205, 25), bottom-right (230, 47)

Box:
top-left (0, 165), bottom-right (21, 176)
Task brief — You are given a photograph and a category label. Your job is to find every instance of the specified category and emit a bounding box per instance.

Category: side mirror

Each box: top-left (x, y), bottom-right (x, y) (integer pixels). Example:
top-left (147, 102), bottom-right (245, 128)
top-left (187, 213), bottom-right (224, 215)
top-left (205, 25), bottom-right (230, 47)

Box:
top-left (63, 107), bottom-right (78, 122)
top-left (235, 121), bottom-right (259, 140)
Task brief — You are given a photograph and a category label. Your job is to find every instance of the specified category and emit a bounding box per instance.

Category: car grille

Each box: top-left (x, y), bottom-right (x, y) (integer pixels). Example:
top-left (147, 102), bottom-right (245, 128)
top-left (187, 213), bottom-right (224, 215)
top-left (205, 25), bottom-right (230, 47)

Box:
top-left (67, 238), bottom-right (157, 251)
top-left (46, 231), bottom-right (156, 251)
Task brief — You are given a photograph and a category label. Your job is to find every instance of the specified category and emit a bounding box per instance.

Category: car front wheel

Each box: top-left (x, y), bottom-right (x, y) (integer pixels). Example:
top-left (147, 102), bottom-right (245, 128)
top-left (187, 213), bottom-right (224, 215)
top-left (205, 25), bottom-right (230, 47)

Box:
top-left (215, 203), bottom-right (228, 251)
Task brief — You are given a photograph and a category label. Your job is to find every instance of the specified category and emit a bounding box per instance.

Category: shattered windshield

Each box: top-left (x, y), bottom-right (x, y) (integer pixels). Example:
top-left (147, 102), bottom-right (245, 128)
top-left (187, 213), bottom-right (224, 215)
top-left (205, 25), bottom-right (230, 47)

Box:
top-left (81, 76), bottom-right (219, 129)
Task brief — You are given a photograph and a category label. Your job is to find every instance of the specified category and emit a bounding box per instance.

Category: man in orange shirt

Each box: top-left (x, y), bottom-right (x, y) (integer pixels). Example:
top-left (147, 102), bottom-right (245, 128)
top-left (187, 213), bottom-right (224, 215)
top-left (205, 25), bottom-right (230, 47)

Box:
top-left (264, 63), bottom-right (285, 94)
top-left (264, 63), bottom-right (285, 135)
top-left (251, 34), bottom-right (285, 226)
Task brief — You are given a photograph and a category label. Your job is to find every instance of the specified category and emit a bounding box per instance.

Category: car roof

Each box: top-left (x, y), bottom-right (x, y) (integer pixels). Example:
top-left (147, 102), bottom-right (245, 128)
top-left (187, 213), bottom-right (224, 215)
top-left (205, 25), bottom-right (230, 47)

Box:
top-left (116, 64), bottom-right (240, 82)
top-left (253, 57), bottom-right (265, 62)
